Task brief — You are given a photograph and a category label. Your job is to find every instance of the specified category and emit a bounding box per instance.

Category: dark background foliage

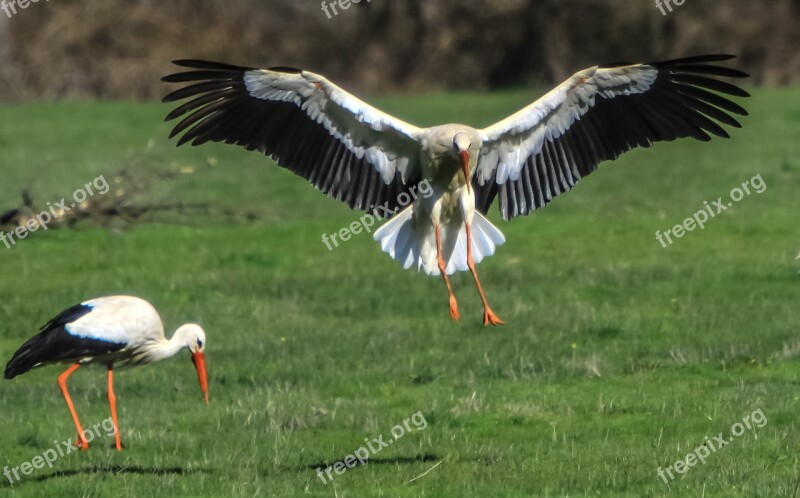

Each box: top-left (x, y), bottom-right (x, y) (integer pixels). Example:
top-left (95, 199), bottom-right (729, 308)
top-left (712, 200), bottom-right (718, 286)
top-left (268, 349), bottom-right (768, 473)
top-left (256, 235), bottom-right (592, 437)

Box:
top-left (0, 0), bottom-right (798, 100)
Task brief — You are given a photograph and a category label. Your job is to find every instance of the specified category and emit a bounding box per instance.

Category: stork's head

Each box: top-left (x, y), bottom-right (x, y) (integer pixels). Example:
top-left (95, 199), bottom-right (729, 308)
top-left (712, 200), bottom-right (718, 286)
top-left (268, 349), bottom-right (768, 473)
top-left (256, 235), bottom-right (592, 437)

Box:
top-left (453, 132), bottom-right (473, 193)
top-left (181, 324), bottom-right (206, 354)
top-left (453, 132), bottom-right (472, 154)
top-left (178, 323), bottom-right (209, 404)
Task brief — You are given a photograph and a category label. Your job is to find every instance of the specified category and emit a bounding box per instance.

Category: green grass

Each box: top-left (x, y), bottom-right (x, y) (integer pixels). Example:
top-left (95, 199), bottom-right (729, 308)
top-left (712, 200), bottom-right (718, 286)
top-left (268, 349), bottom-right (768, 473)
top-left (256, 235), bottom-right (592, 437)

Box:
top-left (0, 87), bottom-right (798, 497)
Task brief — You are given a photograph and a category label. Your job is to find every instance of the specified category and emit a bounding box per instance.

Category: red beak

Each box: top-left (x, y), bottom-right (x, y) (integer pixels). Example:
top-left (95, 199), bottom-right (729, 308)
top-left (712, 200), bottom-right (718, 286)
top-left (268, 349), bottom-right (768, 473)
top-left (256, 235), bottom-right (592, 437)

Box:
top-left (191, 351), bottom-right (209, 404)
top-left (459, 150), bottom-right (471, 194)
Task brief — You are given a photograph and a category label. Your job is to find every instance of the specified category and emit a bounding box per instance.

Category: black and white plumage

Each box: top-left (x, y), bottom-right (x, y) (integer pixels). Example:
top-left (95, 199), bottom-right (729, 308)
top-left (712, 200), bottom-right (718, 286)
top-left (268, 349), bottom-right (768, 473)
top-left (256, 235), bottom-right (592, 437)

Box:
top-left (4, 296), bottom-right (209, 451)
top-left (4, 303), bottom-right (122, 379)
top-left (472, 56), bottom-right (750, 219)
top-left (163, 60), bottom-right (423, 218)
top-left (162, 54), bottom-right (749, 325)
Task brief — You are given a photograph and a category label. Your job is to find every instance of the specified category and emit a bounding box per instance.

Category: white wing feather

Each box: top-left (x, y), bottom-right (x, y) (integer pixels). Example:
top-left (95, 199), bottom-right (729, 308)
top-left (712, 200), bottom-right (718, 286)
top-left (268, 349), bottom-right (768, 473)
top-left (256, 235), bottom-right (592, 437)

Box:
top-left (477, 64), bottom-right (659, 185)
top-left (243, 69), bottom-right (423, 184)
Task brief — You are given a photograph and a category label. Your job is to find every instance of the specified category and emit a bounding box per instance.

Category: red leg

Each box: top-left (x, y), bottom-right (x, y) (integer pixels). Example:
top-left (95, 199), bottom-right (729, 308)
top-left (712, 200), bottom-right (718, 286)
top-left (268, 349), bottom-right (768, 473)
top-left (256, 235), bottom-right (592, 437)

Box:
top-left (466, 224), bottom-right (505, 326)
top-left (57, 364), bottom-right (89, 450)
top-left (435, 224), bottom-right (460, 322)
top-left (107, 367), bottom-right (122, 451)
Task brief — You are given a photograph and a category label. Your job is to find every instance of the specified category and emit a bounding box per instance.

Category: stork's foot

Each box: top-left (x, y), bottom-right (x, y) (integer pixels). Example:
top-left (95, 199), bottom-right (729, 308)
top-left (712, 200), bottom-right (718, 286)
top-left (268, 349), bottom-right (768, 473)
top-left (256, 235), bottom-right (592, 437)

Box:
top-left (75, 434), bottom-right (89, 451)
top-left (483, 308), bottom-right (505, 326)
top-left (449, 296), bottom-right (460, 322)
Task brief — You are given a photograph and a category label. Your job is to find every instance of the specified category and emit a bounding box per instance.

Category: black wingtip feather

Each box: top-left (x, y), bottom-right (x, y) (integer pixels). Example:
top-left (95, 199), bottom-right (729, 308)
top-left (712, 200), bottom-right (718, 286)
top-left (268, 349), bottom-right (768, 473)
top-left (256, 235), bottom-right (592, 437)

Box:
top-left (652, 54), bottom-right (737, 66)
top-left (671, 64), bottom-right (750, 79)
top-left (171, 59), bottom-right (256, 72)
top-left (269, 66), bottom-right (303, 74)
top-left (4, 304), bottom-right (95, 379)
top-left (671, 74), bottom-right (751, 98)
top-left (485, 53), bottom-right (749, 219)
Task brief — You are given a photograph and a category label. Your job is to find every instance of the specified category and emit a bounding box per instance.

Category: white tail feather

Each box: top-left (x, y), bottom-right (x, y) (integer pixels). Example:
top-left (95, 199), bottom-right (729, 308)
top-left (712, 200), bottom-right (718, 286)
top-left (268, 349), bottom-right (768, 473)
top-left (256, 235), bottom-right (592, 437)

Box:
top-left (374, 206), bottom-right (505, 276)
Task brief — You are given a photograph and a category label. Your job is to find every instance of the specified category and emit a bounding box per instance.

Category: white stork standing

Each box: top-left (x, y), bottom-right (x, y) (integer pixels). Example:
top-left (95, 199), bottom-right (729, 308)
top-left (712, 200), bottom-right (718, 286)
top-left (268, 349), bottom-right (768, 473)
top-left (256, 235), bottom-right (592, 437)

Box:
top-left (162, 55), bottom-right (749, 325)
top-left (4, 296), bottom-right (209, 451)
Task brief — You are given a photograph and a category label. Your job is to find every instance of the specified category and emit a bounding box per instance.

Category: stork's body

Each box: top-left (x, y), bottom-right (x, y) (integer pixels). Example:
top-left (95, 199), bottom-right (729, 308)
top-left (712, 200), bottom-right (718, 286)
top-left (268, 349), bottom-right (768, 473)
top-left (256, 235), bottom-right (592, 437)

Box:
top-left (4, 296), bottom-right (208, 451)
top-left (377, 126), bottom-right (504, 323)
top-left (163, 55), bottom-right (749, 325)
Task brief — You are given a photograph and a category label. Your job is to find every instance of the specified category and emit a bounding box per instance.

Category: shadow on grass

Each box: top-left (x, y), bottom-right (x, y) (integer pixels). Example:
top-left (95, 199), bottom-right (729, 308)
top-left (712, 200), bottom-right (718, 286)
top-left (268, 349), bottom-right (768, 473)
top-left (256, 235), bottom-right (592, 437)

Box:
top-left (306, 453), bottom-right (439, 471)
top-left (2, 465), bottom-right (212, 486)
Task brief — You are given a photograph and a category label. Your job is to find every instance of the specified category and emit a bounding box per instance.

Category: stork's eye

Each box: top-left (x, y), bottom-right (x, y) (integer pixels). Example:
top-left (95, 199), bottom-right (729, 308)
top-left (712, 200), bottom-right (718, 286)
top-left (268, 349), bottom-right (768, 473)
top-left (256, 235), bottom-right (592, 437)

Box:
top-left (197, 339), bottom-right (204, 348)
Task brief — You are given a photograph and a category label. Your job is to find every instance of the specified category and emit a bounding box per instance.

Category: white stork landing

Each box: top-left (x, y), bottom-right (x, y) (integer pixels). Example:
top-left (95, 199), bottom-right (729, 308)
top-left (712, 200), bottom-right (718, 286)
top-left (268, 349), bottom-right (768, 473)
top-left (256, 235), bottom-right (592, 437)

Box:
top-left (4, 296), bottom-right (209, 451)
top-left (162, 55), bottom-right (749, 325)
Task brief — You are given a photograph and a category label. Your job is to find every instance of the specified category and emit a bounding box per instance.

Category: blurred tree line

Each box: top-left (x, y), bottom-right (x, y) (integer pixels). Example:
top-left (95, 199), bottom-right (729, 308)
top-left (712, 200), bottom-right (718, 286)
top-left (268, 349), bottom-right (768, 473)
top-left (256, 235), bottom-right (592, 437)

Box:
top-left (0, 0), bottom-right (798, 101)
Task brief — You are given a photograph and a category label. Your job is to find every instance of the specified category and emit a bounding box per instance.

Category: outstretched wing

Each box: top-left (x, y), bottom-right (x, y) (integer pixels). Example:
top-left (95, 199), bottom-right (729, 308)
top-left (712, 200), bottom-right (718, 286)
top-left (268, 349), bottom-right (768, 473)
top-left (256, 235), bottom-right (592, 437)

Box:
top-left (474, 55), bottom-right (749, 219)
top-left (163, 60), bottom-right (425, 217)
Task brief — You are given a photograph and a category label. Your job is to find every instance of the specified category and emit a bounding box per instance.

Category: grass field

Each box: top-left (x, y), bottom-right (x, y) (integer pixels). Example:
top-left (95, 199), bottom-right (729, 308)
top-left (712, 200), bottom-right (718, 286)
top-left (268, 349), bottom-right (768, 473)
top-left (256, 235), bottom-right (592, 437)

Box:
top-left (0, 87), bottom-right (798, 497)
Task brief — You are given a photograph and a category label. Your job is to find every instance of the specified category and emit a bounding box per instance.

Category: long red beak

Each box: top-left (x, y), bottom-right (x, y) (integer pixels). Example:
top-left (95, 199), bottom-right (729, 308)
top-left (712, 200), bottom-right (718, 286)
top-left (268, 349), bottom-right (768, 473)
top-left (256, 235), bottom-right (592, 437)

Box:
top-left (191, 351), bottom-right (209, 404)
top-left (459, 150), bottom-right (471, 194)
